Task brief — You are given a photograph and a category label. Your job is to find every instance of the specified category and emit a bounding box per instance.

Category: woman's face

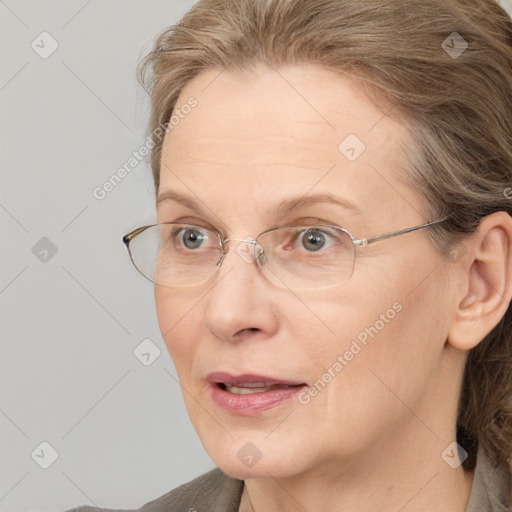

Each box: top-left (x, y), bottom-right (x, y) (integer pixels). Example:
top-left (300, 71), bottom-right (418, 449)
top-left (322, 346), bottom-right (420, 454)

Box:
top-left (155, 63), bottom-right (458, 479)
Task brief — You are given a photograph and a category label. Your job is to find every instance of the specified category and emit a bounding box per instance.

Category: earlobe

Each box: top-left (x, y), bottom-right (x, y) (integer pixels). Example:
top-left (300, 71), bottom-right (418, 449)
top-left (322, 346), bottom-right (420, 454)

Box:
top-left (447, 212), bottom-right (512, 351)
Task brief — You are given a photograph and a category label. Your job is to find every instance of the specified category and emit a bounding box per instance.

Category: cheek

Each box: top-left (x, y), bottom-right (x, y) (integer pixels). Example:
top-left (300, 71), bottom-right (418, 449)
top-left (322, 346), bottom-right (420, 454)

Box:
top-left (154, 286), bottom-right (202, 371)
top-left (356, 291), bottom-right (444, 430)
top-left (299, 260), bottom-right (448, 430)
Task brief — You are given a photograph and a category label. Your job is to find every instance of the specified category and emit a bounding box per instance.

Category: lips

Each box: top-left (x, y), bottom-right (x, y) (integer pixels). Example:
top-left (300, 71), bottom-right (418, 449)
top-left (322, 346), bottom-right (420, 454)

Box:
top-left (207, 372), bottom-right (306, 388)
top-left (207, 372), bottom-right (307, 415)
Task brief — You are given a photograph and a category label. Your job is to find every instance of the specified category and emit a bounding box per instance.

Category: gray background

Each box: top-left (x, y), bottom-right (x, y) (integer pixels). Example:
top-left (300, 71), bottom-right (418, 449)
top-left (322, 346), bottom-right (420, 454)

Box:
top-left (1, 1), bottom-right (512, 511)
top-left (1, 2), bottom-right (215, 511)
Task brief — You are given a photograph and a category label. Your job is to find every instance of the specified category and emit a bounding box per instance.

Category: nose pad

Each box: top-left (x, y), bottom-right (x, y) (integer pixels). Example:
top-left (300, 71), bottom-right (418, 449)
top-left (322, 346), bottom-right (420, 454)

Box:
top-left (254, 243), bottom-right (267, 268)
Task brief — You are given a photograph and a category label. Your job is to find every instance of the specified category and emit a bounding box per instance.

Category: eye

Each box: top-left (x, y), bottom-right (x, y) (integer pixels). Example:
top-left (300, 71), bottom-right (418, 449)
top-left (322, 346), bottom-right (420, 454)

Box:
top-left (171, 226), bottom-right (212, 250)
top-left (296, 228), bottom-right (336, 252)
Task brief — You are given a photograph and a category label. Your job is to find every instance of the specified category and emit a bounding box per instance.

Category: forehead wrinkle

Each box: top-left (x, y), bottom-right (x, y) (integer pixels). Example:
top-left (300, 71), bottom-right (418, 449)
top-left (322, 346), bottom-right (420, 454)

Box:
top-left (166, 134), bottom-right (334, 158)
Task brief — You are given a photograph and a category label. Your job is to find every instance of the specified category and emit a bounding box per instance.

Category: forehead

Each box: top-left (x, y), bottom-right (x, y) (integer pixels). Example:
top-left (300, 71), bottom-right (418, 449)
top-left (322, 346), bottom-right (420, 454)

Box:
top-left (163, 63), bottom-right (398, 157)
top-left (158, 63), bottom-right (418, 227)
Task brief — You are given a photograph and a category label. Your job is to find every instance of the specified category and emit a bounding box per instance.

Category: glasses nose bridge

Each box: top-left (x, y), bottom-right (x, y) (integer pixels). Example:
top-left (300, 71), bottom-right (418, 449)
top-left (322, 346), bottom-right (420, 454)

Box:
top-left (222, 235), bottom-right (257, 244)
top-left (218, 236), bottom-right (265, 269)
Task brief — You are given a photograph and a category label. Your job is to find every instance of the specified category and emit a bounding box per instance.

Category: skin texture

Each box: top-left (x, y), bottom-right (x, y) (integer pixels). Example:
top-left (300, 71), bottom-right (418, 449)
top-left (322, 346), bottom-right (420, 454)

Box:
top-left (154, 63), bottom-right (512, 512)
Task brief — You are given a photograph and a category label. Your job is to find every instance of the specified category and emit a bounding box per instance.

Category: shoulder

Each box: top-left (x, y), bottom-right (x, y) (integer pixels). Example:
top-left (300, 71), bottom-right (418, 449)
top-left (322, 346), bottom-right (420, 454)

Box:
top-left (64, 468), bottom-right (244, 512)
top-left (466, 447), bottom-right (511, 512)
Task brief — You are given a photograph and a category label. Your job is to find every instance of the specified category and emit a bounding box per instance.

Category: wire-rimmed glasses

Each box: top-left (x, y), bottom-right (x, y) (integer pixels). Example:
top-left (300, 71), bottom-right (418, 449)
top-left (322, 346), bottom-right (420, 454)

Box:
top-left (122, 215), bottom-right (451, 290)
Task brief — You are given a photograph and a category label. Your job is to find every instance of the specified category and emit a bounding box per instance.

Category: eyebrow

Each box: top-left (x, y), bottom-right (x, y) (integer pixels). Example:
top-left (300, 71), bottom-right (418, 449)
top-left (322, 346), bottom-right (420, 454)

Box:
top-left (156, 190), bottom-right (363, 222)
top-left (271, 193), bottom-right (363, 219)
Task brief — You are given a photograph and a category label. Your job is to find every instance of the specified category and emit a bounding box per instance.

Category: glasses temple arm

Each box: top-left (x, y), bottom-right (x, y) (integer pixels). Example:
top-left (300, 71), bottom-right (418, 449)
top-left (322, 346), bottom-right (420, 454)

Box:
top-left (353, 216), bottom-right (452, 246)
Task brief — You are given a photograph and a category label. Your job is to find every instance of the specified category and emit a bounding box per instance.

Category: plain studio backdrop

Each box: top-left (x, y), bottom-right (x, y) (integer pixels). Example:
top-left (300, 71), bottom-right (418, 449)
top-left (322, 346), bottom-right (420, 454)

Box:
top-left (1, 1), bottom-right (511, 511)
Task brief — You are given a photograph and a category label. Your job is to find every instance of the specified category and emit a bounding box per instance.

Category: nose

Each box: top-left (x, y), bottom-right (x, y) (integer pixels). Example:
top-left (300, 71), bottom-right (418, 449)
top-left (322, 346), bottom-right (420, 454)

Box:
top-left (219, 237), bottom-right (265, 268)
top-left (203, 238), bottom-right (278, 343)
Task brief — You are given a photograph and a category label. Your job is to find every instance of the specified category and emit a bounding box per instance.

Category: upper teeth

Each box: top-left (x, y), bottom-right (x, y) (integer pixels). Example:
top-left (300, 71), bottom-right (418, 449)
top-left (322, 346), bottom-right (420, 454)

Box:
top-left (225, 383), bottom-right (286, 395)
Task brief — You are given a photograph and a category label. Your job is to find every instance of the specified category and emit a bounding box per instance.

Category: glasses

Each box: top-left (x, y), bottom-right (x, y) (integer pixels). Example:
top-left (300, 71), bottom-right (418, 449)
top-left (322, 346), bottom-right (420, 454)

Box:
top-left (122, 215), bottom-right (451, 290)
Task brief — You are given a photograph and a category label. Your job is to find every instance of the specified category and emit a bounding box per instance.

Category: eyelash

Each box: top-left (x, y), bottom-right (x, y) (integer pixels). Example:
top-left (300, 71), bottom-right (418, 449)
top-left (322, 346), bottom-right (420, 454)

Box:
top-left (170, 225), bottom-right (339, 255)
top-left (169, 217), bottom-right (220, 232)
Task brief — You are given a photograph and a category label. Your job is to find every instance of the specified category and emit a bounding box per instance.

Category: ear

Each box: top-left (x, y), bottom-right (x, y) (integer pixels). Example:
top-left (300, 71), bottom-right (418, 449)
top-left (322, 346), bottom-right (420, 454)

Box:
top-left (448, 211), bottom-right (512, 350)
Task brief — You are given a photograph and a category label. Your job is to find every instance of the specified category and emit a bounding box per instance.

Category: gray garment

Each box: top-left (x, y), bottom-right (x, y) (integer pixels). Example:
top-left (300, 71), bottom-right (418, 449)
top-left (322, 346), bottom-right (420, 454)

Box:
top-left (65, 469), bottom-right (242, 512)
top-left (466, 446), bottom-right (511, 512)
top-left (65, 447), bottom-right (510, 512)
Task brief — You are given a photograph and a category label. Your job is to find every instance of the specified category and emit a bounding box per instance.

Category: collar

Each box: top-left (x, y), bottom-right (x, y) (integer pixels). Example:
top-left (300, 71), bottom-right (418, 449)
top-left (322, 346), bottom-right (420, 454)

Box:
top-left (465, 445), bottom-right (510, 512)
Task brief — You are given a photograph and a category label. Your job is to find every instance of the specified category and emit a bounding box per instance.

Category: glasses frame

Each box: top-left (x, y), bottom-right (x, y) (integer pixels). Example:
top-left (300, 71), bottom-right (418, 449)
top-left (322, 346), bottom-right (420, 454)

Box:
top-left (122, 214), bottom-right (452, 288)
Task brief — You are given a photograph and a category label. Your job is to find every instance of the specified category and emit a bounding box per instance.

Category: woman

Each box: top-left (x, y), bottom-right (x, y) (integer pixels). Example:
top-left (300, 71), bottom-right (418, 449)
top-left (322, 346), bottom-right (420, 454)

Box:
top-left (68, 0), bottom-right (512, 510)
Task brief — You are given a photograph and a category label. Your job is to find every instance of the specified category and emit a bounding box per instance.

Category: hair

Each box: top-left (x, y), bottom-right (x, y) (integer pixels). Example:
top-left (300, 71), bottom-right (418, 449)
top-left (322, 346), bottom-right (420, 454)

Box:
top-left (137, 0), bottom-right (512, 473)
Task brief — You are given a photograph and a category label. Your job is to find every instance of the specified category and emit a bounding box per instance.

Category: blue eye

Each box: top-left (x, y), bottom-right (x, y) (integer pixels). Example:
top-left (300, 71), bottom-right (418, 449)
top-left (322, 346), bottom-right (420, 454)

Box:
top-left (173, 226), bottom-right (209, 249)
top-left (300, 229), bottom-right (327, 251)
top-left (294, 228), bottom-right (338, 252)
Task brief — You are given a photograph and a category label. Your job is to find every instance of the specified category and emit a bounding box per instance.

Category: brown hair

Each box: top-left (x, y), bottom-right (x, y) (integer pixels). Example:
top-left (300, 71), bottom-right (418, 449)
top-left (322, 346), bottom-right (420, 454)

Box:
top-left (137, 0), bottom-right (512, 473)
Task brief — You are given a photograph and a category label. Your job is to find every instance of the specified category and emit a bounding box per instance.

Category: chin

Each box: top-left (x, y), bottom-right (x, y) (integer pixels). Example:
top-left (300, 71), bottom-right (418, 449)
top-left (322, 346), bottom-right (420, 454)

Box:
top-left (213, 452), bottom-right (300, 481)
top-left (199, 429), bottom-right (312, 480)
